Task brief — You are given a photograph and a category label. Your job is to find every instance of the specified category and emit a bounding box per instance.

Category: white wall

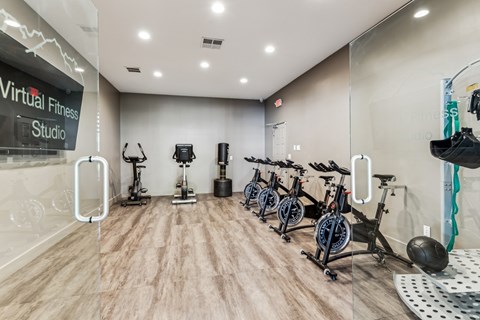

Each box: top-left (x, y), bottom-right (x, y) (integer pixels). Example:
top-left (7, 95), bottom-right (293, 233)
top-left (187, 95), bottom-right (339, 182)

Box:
top-left (264, 47), bottom-right (350, 199)
top-left (120, 94), bottom-right (265, 196)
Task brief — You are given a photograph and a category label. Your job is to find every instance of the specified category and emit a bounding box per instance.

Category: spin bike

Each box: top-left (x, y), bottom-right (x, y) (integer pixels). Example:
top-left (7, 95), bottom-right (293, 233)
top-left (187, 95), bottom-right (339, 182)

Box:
top-left (240, 157), bottom-right (268, 210)
top-left (252, 158), bottom-right (290, 222)
top-left (121, 143), bottom-right (151, 207)
top-left (172, 144), bottom-right (197, 204)
top-left (301, 160), bottom-right (413, 280)
top-left (268, 161), bottom-right (335, 242)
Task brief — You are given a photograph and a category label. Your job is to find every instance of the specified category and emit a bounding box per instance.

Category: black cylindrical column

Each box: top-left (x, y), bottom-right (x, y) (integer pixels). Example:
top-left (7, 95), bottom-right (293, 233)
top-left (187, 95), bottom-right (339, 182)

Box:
top-left (214, 142), bottom-right (232, 197)
top-left (219, 165), bottom-right (227, 179)
top-left (218, 143), bottom-right (229, 165)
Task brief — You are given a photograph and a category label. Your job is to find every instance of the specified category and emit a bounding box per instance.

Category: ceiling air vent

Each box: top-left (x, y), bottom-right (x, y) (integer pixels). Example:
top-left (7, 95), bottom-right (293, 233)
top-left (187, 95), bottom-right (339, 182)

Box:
top-left (202, 37), bottom-right (224, 49)
top-left (125, 67), bottom-right (141, 73)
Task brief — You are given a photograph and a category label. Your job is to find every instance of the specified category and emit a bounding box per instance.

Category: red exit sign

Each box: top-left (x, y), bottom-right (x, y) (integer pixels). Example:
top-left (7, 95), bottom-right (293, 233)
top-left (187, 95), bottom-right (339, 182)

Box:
top-left (274, 99), bottom-right (282, 108)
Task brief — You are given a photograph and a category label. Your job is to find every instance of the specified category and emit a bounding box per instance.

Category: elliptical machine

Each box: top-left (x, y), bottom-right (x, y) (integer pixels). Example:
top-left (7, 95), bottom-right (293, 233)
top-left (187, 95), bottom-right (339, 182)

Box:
top-left (121, 143), bottom-right (151, 207)
top-left (172, 144), bottom-right (197, 204)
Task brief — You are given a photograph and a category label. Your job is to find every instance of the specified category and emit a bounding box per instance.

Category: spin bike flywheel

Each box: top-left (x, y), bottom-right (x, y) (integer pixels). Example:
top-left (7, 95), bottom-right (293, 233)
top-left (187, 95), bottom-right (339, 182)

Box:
top-left (257, 188), bottom-right (281, 211)
top-left (9, 199), bottom-right (45, 229)
top-left (243, 182), bottom-right (261, 200)
top-left (277, 197), bottom-right (305, 226)
top-left (315, 212), bottom-right (351, 254)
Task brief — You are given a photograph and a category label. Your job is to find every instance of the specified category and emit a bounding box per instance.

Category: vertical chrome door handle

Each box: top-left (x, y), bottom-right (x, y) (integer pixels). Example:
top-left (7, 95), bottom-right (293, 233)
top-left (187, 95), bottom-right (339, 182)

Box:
top-left (74, 156), bottom-right (110, 223)
top-left (351, 154), bottom-right (372, 204)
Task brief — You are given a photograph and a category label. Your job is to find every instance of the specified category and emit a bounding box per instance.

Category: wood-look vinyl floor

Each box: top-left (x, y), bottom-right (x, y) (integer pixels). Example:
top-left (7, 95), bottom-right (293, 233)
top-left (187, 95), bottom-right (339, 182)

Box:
top-left (99, 193), bottom-right (417, 320)
top-left (0, 193), bottom-right (418, 320)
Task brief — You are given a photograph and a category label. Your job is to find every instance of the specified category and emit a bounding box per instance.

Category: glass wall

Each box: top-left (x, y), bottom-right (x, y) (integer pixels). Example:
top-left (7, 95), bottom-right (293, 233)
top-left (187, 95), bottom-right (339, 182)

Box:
top-left (0, 0), bottom-right (101, 318)
top-left (350, 0), bottom-right (480, 319)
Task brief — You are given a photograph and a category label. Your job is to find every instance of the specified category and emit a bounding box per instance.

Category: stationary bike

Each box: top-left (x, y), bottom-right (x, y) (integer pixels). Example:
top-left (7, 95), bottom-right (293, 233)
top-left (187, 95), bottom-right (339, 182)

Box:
top-left (121, 143), bottom-right (151, 207)
top-left (252, 158), bottom-right (290, 222)
top-left (240, 157), bottom-right (268, 210)
top-left (301, 160), bottom-right (413, 280)
top-left (268, 161), bottom-right (334, 242)
top-left (172, 144), bottom-right (197, 204)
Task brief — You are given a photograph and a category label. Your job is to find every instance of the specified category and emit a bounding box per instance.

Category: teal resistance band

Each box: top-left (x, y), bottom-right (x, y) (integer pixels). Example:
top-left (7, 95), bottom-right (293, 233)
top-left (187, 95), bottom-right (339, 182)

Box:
top-left (444, 100), bottom-right (460, 252)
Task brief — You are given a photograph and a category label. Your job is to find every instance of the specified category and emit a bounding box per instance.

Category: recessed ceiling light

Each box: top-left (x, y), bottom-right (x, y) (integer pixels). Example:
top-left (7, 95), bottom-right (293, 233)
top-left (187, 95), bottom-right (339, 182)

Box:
top-left (138, 30), bottom-right (151, 40)
top-left (265, 45), bottom-right (275, 54)
top-left (414, 9), bottom-right (429, 18)
top-left (240, 78), bottom-right (248, 84)
top-left (74, 67), bottom-right (85, 73)
top-left (200, 61), bottom-right (210, 69)
top-left (5, 19), bottom-right (20, 28)
top-left (153, 71), bottom-right (163, 78)
top-left (211, 2), bottom-right (225, 14)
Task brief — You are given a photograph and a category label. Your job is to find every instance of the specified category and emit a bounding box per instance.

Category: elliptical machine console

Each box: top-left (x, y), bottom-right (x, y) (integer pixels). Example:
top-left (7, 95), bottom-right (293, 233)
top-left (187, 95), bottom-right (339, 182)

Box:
top-left (121, 143), bottom-right (151, 207)
top-left (172, 144), bottom-right (197, 204)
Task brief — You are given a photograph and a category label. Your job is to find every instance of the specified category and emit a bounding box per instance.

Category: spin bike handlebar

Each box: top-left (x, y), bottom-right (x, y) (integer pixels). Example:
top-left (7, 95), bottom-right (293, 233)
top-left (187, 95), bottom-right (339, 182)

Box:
top-left (291, 164), bottom-right (307, 175)
top-left (308, 162), bottom-right (333, 172)
top-left (276, 160), bottom-right (288, 168)
top-left (122, 143), bottom-right (147, 163)
top-left (328, 160), bottom-right (350, 176)
top-left (244, 156), bottom-right (263, 164)
top-left (256, 158), bottom-right (267, 165)
top-left (265, 157), bottom-right (279, 166)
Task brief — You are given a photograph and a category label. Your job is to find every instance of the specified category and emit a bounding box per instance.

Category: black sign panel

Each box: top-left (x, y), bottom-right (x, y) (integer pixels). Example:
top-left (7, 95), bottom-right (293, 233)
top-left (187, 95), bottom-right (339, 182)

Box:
top-left (0, 31), bottom-right (83, 151)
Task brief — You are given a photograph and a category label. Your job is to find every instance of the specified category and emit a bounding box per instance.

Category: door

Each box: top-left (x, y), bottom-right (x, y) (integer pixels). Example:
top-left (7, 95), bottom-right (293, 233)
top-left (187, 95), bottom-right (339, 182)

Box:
top-left (272, 122), bottom-right (288, 185)
top-left (272, 122), bottom-right (287, 161)
top-left (0, 0), bottom-right (103, 318)
top-left (350, 1), bottom-right (480, 319)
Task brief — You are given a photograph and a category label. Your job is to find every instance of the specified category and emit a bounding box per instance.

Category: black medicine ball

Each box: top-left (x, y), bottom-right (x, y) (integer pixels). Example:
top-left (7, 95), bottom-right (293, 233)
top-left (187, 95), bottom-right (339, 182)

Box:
top-left (406, 236), bottom-right (449, 272)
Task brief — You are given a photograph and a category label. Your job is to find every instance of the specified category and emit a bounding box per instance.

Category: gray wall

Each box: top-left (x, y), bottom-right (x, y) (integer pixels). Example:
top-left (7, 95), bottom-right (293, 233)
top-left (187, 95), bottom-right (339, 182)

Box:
top-left (99, 75), bottom-right (121, 202)
top-left (265, 46), bottom-right (350, 198)
top-left (120, 94), bottom-right (265, 196)
top-left (263, 0), bottom-right (480, 253)
top-left (350, 0), bottom-right (480, 250)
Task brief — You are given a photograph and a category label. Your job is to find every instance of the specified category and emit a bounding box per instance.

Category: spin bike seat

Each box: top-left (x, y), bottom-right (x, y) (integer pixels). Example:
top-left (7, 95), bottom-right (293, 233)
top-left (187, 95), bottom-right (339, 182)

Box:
top-left (373, 174), bottom-right (395, 180)
top-left (373, 174), bottom-right (396, 183)
top-left (319, 175), bottom-right (335, 182)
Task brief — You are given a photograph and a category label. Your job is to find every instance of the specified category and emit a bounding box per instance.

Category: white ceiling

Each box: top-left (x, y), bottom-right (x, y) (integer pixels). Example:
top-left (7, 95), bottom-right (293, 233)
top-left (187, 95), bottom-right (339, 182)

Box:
top-left (90, 0), bottom-right (411, 100)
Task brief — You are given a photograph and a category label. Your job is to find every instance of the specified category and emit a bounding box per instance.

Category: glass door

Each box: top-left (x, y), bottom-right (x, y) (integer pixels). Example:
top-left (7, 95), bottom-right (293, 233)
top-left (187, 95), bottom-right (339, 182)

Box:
top-left (0, 0), bottom-right (103, 318)
top-left (350, 0), bottom-right (480, 319)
